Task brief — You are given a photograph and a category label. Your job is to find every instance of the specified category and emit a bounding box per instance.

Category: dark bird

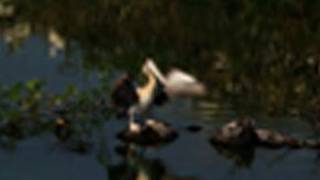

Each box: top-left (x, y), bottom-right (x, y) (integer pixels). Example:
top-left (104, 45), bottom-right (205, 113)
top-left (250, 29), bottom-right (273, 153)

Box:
top-left (111, 58), bottom-right (206, 133)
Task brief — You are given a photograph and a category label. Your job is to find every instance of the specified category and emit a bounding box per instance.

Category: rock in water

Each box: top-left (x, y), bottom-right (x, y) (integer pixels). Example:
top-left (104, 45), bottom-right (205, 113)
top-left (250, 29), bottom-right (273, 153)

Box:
top-left (210, 118), bottom-right (320, 149)
top-left (255, 129), bottom-right (303, 148)
top-left (117, 119), bottom-right (178, 146)
top-left (210, 118), bottom-right (258, 147)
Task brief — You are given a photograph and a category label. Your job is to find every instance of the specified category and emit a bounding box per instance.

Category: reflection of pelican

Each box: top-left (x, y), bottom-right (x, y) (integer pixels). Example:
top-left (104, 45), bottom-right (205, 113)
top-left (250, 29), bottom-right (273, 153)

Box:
top-left (107, 144), bottom-right (199, 180)
top-left (111, 58), bottom-right (206, 133)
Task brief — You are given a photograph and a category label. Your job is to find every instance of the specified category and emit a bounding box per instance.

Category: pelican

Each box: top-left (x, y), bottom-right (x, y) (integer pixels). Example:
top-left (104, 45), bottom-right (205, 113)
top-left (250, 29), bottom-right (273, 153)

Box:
top-left (111, 58), bottom-right (206, 133)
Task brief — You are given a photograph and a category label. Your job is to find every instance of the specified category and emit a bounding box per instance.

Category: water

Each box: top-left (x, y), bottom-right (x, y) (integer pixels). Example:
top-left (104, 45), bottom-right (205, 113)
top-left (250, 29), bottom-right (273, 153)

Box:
top-left (1, 0), bottom-right (320, 179)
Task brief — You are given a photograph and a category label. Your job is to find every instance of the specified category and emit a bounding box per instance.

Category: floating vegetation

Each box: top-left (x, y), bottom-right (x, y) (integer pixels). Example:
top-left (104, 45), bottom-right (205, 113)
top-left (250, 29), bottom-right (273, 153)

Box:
top-left (0, 77), bottom-right (111, 152)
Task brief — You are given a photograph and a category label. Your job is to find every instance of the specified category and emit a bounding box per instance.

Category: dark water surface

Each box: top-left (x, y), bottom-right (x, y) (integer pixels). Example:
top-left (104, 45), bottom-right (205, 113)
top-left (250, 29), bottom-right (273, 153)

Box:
top-left (1, 0), bottom-right (320, 180)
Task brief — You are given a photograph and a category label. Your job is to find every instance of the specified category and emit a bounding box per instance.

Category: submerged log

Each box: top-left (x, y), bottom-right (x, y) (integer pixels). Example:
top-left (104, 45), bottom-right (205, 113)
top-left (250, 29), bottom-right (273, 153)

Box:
top-left (117, 119), bottom-right (178, 146)
top-left (210, 118), bottom-right (320, 149)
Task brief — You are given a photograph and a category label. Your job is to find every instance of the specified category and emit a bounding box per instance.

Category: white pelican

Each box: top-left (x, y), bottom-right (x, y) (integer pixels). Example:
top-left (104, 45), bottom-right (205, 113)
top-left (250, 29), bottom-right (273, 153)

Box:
top-left (111, 58), bottom-right (206, 133)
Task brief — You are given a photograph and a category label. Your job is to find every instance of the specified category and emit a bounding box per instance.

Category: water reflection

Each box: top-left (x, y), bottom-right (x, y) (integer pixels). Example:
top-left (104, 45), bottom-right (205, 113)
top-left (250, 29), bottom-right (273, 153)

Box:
top-left (107, 144), bottom-right (198, 180)
top-left (48, 28), bottom-right (66, 58)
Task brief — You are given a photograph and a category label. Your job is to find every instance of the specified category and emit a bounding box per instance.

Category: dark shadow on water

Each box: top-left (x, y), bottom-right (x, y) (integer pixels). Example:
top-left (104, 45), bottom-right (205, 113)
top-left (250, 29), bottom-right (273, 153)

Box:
top-left (211, 144), bottom-right (255, 168)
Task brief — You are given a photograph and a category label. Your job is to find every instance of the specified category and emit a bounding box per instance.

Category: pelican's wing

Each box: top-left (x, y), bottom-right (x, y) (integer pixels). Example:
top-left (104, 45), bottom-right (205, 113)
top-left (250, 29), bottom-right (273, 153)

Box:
top-left (165, 69), bottom-right (206, 96)
top-left (167, 69), bottom-right (197, 84)
top-left (144, 58), bottom-right (206, 97)
top-left (111, 74), bottom-right (139, 117)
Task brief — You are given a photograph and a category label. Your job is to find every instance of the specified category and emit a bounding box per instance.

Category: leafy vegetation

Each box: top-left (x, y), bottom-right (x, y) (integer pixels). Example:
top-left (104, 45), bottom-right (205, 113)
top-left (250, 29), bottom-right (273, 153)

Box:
top-left (0, 77), bottom-right (110, 151)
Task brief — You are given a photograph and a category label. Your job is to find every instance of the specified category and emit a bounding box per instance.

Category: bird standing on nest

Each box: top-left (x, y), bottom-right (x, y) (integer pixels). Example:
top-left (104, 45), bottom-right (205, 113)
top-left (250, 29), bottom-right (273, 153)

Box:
top-left (111, 58), bottom-right (206, 133)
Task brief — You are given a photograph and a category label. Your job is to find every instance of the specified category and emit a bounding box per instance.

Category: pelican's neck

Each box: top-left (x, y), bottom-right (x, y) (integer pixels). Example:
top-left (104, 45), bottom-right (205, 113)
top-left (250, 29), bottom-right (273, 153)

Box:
top-left (136, 71), bottom-right (157, 101)
top-left (144, 71), bottom-right (157, 90)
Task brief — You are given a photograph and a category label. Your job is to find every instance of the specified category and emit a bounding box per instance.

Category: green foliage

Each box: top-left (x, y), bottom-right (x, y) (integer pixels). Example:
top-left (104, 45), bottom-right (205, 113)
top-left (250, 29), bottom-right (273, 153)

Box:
top-left (0, 78), bottom-right (111, 151)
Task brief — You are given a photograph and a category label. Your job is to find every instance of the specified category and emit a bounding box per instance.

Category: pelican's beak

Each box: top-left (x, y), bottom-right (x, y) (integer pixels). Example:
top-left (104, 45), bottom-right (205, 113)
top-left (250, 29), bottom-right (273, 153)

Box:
top-left (143, 58), bottom-right (167, 83)
top-left (142, 60), bottom-right (151, 74)
top-left (145, 57), bottom-right (154, 64)
top-left (143, 58), bottom-right (154, 71)
top-left (142, 58), bottom-right (155, 75)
